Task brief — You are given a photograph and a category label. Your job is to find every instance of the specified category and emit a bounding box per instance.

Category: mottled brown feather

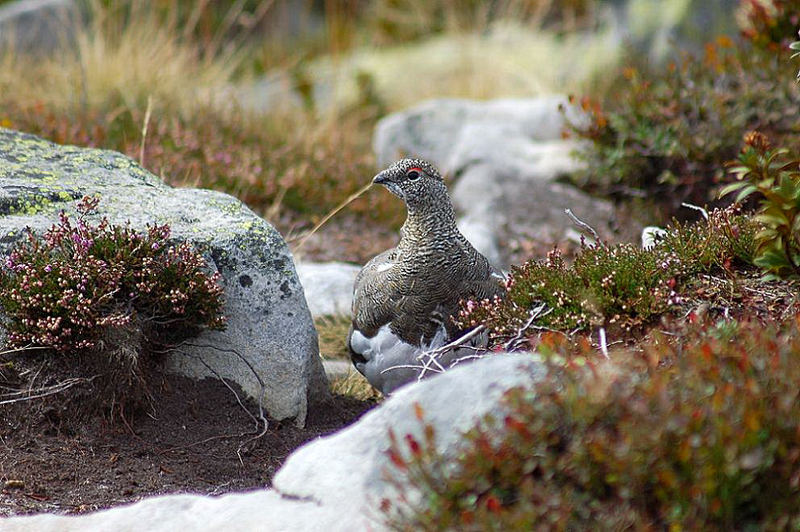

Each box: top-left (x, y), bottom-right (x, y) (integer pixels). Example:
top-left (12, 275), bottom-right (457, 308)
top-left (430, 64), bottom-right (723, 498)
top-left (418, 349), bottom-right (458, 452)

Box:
top-left (349, 159), bottom-right (504, 350)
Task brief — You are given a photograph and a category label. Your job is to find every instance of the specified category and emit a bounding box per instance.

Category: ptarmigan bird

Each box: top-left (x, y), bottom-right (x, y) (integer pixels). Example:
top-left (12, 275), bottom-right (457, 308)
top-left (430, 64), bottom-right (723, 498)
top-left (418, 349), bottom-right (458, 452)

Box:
top-left (348, 158), bottom-right (505, 394)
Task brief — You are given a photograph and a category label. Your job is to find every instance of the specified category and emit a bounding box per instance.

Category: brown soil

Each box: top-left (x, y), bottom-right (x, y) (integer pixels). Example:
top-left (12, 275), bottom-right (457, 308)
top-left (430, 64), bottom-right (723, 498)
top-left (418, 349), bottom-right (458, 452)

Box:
top-left (0, 368), bottom-right (375, 517)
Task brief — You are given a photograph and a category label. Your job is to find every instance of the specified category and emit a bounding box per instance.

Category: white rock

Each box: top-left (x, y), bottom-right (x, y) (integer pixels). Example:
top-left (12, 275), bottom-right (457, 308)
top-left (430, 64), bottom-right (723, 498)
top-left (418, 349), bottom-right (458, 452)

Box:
top-left (273, 353), bottom-right (547, 523)
top-left (641, 226), bottom-right (667, 249)
top-left (296, 261), bottom-right (360, 318)
top-left (0, 128), bottom-right (328, 425)
top-left (0, 490), bottom-right (347, 532)
top-left (449, 163), bottom-right (616, 268)
top-left (456, 214), bottom-right (502, 269)
top-left (373, 97), bottom-right (586, 171)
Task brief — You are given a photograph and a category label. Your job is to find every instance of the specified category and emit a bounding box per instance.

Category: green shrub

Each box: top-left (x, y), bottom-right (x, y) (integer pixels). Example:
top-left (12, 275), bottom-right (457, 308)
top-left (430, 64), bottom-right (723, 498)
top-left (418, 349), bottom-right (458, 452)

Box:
top-left (722, 131), bottom-right (800, 279)
top-left (457, 208), bottom-right (758, 340)
top-left (383, 318), bottom-right (800, 530)
top-left (0, 196), bottom-right (225, 352)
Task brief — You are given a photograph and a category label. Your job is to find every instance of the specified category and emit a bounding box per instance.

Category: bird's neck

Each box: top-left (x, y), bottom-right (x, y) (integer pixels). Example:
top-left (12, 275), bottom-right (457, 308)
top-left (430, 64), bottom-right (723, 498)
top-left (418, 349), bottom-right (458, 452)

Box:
top-left (400, 198), bottom-right (459, 247)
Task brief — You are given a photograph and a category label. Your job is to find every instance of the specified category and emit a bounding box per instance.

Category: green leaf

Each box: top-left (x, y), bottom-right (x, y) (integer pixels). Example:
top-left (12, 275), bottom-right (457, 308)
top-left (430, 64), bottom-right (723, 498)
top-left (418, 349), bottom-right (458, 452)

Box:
top-left (719, 181), bottom-right (750, 199)
top-left (735, 185), bottom-right (759, 203)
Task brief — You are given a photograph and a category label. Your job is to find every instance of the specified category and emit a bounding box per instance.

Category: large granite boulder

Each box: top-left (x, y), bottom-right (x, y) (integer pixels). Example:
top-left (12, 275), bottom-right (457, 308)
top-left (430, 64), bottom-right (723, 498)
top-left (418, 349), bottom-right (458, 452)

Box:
top-left (374, 97), bottom-right (629, 268)
top-left (1, 353), bottom-right (547, 531)
top-left (0, 128), bottom-right (327, 425)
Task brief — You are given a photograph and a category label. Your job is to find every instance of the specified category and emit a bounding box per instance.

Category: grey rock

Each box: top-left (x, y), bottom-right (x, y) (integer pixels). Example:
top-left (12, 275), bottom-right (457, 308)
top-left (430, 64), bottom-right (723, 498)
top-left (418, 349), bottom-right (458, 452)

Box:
top-left (0, 128), bottom-right (327, 425)
top-left (0, 0), bottom-right (81, 55)
top-left (2, 353), bottom-right (546, 531)
top-left (373, 97), bottom-right (586, 172)
top-left (295, 261), bottom-right (360, 318)
top-left (451, 164), bottom-right (617, 261)
top-left (321, 359), bottom-right (356, 381)
top-left (374, 98), bottom-right (628, 267)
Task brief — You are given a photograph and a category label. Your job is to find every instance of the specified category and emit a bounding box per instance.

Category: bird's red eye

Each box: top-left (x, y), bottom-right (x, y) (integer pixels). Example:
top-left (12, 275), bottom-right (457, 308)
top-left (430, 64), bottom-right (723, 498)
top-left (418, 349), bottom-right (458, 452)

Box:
top-left (407, 167), bottom-right (422, 180)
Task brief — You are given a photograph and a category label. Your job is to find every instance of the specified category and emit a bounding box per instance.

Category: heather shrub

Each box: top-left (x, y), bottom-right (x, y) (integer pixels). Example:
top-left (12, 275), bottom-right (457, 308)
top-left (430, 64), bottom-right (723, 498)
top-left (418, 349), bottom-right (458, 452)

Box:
top-left (383, 318), bottom-right (800, 530)
top-left (567, 5), bottom-right (800, 216)
top-left (458, 208), bottom-right (758, 340)
top-left (0, 196), bottom-right (225, 416)
top-left (0, 196), bottom-right (225, 353)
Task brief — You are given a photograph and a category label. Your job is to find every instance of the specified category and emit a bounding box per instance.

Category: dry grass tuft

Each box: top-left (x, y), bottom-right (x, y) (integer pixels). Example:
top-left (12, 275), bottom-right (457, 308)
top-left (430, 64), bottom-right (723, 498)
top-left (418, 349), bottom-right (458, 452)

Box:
top-left (331, 371), bottom-right (383, 402)
top-left (315, 315), bottom-right (352, 360)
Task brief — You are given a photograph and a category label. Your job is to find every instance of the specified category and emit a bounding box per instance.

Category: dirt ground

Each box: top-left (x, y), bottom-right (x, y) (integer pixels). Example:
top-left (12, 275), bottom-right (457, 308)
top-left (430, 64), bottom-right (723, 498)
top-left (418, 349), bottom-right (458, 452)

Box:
top-left (0, 369), bottom-right (375, 517)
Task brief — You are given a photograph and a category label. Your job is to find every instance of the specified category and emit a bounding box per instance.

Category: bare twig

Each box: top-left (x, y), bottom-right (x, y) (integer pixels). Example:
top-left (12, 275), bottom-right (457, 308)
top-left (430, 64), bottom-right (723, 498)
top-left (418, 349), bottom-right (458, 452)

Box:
top-left (598, 327), bottom-right (609, 359)
top-left (380, 324), bottom-right (500, 384)
top-left (681, 202), bottom-right (709, 221)
top-left (0, 345), bottom-right (50, 359)
top-left (0, 376), bottom-right (98, 405)
top-left (175, 342), bottom-right (268, 434)
top-left (565, 208), bottom-right (600, 241)
top-left (291, 182), bottom-right (373, 251)
top-left (420, 325), bottom-right (486, 362)
top-left (174, 341), bottom-right (270, 462)
top-left (504, 304), bottom-right (549, 351)
top-left (139, 95), bottom-right (153, 166)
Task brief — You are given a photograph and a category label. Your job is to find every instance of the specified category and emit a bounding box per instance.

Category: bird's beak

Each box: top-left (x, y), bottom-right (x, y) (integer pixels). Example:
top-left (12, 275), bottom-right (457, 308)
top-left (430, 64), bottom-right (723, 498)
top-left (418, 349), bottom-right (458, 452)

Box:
top-left (372, 170), bottom-right (389, 186)
top-left (372, 169), bottom-right (404, 199)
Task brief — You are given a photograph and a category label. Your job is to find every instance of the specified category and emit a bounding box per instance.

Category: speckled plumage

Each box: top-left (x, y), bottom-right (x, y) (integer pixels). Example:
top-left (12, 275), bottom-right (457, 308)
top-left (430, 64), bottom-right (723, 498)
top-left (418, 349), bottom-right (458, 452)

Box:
top-left (348, 158), bottom-right (505, 393)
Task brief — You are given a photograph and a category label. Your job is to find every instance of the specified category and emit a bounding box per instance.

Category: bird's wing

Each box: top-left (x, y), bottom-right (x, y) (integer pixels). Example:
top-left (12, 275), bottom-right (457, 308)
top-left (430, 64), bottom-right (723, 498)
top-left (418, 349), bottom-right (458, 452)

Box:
top-left (351, 248), bottom-right (402, 337)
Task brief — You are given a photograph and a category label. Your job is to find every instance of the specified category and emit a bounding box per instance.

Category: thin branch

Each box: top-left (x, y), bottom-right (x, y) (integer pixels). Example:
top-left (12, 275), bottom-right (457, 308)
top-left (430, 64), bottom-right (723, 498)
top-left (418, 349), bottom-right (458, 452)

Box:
top-left (565, 208), bottom-right (600, 241)
top-left (173, 341), bottom-right (270, 461)
top-left (138, 95), bottom-right (153, 166)
top-left (598, 327), bottom-right (609, 359)
top-left (504, 304), bottom-right (549, 351)
top-left (0, 345), bottom-right (51, 360)
top-left (0, 376), bottom-right (98, 405)
top-left (291, 182), bottom-right (373, 251)
top-left (419, 326), bottom-right (486, 361)
top-left (174, 343), bottom-right (268, 438)
top-left (379, 362), bottom-right (426, 374)
top-left (681, 202), bottom-right (709, 221)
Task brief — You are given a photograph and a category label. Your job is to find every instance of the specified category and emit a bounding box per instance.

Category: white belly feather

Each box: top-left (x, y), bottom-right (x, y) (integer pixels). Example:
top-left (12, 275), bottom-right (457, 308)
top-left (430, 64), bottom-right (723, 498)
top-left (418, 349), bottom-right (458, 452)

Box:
top-left (350, 324), bottom-right (481, 394)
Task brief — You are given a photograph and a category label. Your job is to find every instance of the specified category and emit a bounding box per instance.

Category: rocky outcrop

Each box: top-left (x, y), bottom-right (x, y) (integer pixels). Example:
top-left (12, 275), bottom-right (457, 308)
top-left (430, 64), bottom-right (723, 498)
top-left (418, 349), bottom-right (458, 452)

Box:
top-left (0, 128), bottom-right (328, 425)
top-left (373, 97), bottom-right (628, 268)
top-left (2, 353), bottom-right (546, 531)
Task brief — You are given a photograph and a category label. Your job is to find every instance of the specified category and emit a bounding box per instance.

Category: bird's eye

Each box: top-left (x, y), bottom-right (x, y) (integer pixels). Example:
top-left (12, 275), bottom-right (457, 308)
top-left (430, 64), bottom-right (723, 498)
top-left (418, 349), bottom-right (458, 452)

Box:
top-left (407, 170), bottom-right (421, 181)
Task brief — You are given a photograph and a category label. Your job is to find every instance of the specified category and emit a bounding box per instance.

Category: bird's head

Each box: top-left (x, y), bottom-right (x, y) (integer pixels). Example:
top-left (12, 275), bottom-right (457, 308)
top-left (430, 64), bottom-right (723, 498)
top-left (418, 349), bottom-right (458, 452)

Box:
top-left (372, 158), bottom-right (446, 211)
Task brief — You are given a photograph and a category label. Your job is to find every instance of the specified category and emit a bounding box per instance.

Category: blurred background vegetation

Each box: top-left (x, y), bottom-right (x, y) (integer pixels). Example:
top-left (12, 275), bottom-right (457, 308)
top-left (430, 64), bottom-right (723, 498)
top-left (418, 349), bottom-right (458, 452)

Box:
top-left (0, 0), bottom-right (796, 254)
